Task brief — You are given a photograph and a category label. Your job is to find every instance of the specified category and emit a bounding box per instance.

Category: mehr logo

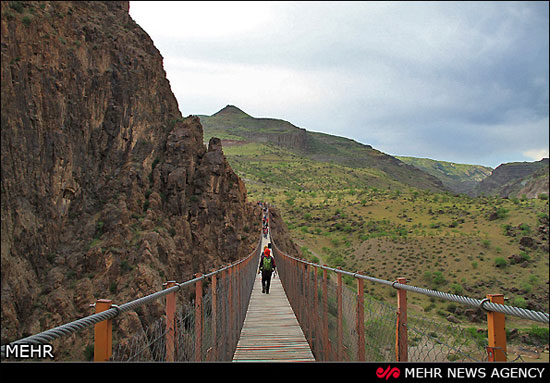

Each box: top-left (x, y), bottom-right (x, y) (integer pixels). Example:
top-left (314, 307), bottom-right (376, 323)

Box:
top-left (4, 343), bottom-right (54, 359)
top-left (376, 365), bottom-right (401, 380)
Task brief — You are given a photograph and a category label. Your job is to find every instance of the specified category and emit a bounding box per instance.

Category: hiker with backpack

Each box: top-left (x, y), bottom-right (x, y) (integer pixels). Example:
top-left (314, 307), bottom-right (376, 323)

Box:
top-left (259, 244), bottom-right (276, 294)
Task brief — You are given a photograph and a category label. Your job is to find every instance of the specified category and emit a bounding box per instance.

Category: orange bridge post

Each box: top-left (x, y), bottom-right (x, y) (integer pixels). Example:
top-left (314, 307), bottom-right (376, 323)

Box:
top-left (356, 274), bottom-right (365, 361)
top-left (195, 273), bottom-right (203, 361)
top-left (395, 277), bottom-right (408, 362)
top-left (337, 267), bottom-right (343, 360)
top-left (486, 294), bottom-right (507, 361)
top-left (93, 299), bottom-right (113, 362)
top-left (164, 281), bottom-right (177, 362)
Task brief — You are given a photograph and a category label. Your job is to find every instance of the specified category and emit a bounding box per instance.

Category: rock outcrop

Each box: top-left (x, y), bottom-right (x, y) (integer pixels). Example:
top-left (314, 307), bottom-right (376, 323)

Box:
top-left (473, 158), bottom-right (549, 198)
top-left (268, 207), bottom-right (301, 259)
top-left (1, 1), bottom-right (261, 359)
top-left (201, 106), bottom-right (448, 192)
top-left (207, 105), bottom-right (309, 151)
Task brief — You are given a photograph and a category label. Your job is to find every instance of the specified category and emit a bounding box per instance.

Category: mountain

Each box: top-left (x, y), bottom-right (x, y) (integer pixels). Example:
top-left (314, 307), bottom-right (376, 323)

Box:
top-left (202, 105), bottom-right (549, 349)
top-left (1, 1), bottom-right (272, 359)
top-left (473, 158), bottom-right (549, 198)
top-left (396, 156), bottom-right (493, 195)
top-left (200, 105), bottom-right (448, 192)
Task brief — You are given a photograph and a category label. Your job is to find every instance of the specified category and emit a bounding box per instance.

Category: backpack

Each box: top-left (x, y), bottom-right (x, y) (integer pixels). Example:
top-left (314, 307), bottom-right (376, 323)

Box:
top-left (262, 256), bottom-right (273, 272)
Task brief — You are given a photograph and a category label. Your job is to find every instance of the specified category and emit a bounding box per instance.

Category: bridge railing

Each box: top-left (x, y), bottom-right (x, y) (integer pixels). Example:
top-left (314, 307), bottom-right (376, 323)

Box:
top-left (271, 238), bottom-right (549, 362)
top-left (1, 237), bottom-right (262, 362)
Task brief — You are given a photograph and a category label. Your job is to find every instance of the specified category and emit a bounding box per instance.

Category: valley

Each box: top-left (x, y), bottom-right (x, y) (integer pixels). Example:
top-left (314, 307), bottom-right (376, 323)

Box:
top-left (2, 1), bottom-right (547, 363)
top-left (202, 107), bottom-right (549, 361)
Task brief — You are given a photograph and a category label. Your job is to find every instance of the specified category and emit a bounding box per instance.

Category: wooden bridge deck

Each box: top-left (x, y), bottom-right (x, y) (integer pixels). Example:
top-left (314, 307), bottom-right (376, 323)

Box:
top-left (233, 235), bottom-right (315, 362)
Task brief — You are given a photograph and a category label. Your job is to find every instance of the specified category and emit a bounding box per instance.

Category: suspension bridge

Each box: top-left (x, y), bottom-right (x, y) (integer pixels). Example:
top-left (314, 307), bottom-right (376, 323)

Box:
top-left (1, 213), bottom-right (549, 362)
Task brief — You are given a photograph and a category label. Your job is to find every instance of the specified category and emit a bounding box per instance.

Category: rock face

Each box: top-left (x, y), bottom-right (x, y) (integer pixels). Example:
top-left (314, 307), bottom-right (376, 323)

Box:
top-left (1, 1), bottom-right (261, 359)
top-left (268, 207), bottom-right (301, 259)
top-left (473, 158), bottom-right (549, 198)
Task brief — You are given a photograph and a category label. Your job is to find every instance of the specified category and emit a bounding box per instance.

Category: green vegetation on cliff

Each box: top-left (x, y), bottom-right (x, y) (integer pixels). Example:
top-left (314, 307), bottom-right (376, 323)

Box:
top-left (397, 156), bottom-right (493, 195)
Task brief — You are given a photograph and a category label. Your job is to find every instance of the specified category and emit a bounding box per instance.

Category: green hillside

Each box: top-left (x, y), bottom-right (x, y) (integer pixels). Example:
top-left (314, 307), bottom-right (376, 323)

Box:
top-left (201, 106), bottom-right (447, 192)
top-left (397, 156), bottom-right (493, 195)
top-left (199, 105), bottom-right (549, 361)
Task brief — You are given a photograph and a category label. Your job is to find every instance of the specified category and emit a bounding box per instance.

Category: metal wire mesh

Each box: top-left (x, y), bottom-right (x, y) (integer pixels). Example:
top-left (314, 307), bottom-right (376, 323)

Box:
top-left (111, 246), bottom-right (260, 362)
top-left (112, 315), bottom-right (168, 361)
top-left (362, 292), bottom-right (397, 361)
top-left (4, 227), bottom-right (547, 362)
top-left (406, 311), bottom-right (488, 362)
top-left (271, 237), bottom-right (548, 362)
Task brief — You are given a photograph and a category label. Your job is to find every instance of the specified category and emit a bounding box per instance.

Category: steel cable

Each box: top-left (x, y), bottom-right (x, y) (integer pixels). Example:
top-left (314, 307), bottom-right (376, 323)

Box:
top-left (270, 238), bottom-right (549, 324)
top-left (1, 237), bottom-right (262, 358)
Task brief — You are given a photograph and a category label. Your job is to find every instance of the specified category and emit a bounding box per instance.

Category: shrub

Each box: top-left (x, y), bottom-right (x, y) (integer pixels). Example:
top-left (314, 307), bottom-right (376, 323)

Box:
top-left (84, 345), bottom-right (94, 361)
top-left (329, 255), bottom-right (346, 268)
top-left (432, 271), bottom-right (446, 286)
top-left (424, 303), bottom-right (436, 312)
top-left (466, 327), bottom-right (488, 348)
top-left (450, 283), bottom-right (463, 295)
top-left (495, 207), bottom-right (509, 219)
top-left (9, 1), bottom-right (25, 13)
top-left (446, 303), bottom-right (457, 313)
top-left (512, 297), bottom-right (527, 309)
top-left (527, 325), bottom-right (549, 344)
top-left (520, 282), bottom-right (532, 293)
top-left (95, 221), bottom-right (105, 239)
top-left (151, 157), bottom-right (160, 170)
top-left (121, 260), bottom-right (133, 272)
top-left (4, 10), bottom-right (15, 20)
top-left (519, 223), bottom-right (531, 235)
top-left (494, 257), bottom-right (507, 268)
top-left (517, 251), bottom-right (531, 263)
top-left (21, 15), bottom-right (32, 26)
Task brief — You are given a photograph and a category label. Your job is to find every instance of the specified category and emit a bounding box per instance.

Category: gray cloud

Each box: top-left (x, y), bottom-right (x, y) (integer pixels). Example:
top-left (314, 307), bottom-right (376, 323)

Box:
top-left (131, 1), bottom-right (548, 168)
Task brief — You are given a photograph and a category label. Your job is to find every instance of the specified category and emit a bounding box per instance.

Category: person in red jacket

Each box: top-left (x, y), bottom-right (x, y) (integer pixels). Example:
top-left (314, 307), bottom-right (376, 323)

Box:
top-left (259, 245), bottom-right (276, 294)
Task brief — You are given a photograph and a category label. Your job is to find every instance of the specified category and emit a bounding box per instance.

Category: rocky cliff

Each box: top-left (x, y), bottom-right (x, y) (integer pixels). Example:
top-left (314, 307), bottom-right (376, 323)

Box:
top-left (1, 1), bottom-right (261, 359)
top-left (268, 207), bottom-right (301, 259)
top-left (473, 158), bottom-right (549, 198)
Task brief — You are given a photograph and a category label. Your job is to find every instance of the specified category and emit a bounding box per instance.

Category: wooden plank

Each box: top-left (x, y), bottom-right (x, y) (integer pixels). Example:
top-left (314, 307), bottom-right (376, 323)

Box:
top-left (233, 235), bottom-right (315, 362)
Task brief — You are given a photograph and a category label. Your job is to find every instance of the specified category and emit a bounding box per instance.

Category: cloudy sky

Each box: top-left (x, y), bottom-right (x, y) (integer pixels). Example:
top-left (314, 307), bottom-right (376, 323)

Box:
top-left (129, 1), bottom-right (549, 168)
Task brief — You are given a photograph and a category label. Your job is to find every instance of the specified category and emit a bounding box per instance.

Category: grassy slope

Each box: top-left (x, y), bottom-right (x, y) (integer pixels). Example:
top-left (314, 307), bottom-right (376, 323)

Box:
top-left (201, 110), bottom-right (549, 360)
top-left (201, 107), bottom-right (447, 192)
top-left (218, 141), bottom-right (549, 311)
top-left (397, 156), bottom-right (493, 195)
top-left (250, 179), bottom-right (549, 360)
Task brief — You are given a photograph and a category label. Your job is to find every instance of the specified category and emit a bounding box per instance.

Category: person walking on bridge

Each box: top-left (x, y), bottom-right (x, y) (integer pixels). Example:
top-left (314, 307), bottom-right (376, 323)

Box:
top-left (259, 245), bottom-right (276, 294)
